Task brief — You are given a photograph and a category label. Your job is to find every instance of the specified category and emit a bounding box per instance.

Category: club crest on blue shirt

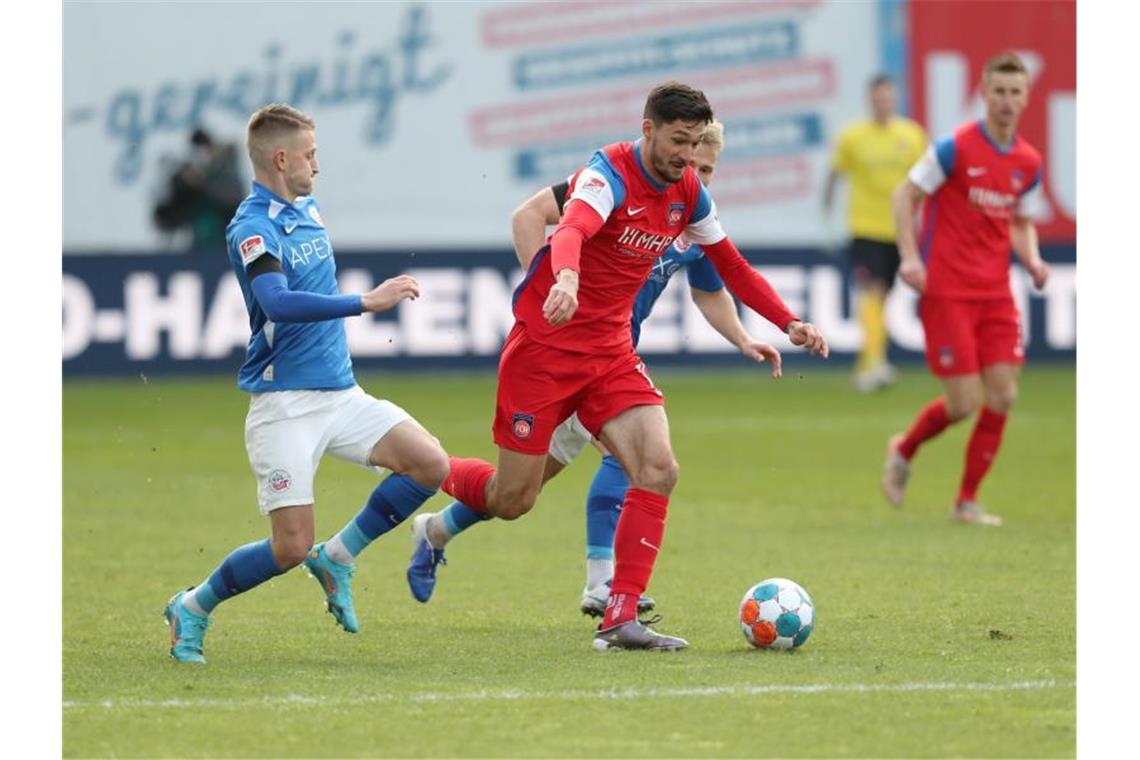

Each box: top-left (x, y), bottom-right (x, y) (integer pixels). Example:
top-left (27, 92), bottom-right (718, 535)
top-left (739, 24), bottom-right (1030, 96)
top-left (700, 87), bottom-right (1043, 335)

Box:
top-left (512, 413), bottom-right (534, 440)
top-left (668, 202), bottom-right (685, 226)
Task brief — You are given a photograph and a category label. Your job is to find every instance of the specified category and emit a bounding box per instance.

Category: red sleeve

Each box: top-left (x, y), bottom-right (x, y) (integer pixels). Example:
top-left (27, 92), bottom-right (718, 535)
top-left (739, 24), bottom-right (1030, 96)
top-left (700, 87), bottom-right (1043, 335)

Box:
top-left (701, 237), bottom-right (800, 331)
top-left (550, 199), bottom-right (605, 275)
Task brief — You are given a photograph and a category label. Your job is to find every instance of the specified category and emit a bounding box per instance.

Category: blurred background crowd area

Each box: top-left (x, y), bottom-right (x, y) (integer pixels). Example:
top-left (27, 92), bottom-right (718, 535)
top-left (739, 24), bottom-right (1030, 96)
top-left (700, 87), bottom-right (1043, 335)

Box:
top-left (62, 0), bottom-right (1074, 375)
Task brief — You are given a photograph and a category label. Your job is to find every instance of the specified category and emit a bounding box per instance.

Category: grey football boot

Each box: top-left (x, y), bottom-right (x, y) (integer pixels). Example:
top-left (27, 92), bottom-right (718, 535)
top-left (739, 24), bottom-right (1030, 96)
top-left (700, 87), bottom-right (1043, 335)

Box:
top-left (593, 616), bottom-right (688, 652)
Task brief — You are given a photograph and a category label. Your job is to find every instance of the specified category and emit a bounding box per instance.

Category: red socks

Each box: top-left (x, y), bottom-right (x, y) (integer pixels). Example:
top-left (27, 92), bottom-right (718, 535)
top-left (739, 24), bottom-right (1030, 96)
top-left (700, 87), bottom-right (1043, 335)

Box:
top-left (441, 456), bottom-right (495, 512)
top-left (898, 397), bottom-right (951, 460)
top-left (604, 488), bottom-right (669, 629)
top-left (959, 407), bottom-right (1007, 503)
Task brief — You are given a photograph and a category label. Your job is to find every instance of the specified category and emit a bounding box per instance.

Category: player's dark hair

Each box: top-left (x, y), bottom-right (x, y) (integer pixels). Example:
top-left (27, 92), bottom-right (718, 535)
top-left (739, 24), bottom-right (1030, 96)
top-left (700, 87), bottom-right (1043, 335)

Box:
top-left (869, 74), bottom-right (894, 91)
top-left (643, 81), bottom-right (714, 127)
top-left (984, 51), bottom-right (1029, 78)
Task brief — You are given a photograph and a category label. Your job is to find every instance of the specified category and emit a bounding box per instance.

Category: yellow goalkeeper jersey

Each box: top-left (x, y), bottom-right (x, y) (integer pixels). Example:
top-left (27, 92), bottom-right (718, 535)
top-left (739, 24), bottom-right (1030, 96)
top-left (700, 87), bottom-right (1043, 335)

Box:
top-left (831, 117), bottom-right (927, 242)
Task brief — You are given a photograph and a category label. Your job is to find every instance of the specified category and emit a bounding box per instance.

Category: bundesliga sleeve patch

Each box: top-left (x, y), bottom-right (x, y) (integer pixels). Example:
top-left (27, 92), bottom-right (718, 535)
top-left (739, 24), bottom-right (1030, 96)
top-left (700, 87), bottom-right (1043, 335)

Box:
top-left (239, 235), bottom-right (267, 265)
top-left (568, 167), bottom-right (616, 219)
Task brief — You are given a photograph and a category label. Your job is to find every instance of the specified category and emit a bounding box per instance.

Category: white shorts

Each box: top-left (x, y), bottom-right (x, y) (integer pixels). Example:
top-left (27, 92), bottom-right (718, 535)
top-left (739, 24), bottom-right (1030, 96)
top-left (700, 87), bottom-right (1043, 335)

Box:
top-left (548, 412), bottom-right (593, 466)
top-left (245, 385), bottom-right (412, 514)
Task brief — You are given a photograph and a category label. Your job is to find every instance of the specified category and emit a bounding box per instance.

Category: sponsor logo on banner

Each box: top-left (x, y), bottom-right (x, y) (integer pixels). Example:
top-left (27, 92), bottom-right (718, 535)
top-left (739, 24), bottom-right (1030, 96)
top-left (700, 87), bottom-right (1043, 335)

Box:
top-left (60, 250), bottom-right (1075, 375)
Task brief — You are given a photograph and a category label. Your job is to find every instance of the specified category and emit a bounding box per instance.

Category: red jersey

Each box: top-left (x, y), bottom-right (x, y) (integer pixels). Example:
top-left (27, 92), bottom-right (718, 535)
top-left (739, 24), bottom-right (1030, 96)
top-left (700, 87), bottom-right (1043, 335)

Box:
top-left (512, 141), bottom-right (726, 355)
top-left (908, 120), bottom-right (1044, 300)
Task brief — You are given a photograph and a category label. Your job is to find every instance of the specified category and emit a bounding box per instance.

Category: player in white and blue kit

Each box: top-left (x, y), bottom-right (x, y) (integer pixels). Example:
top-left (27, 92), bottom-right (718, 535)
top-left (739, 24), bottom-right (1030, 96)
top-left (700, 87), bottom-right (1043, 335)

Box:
top-left (406, 123), bottom-right (783, 613)
top-left (163, 104), bottom-right (450, 663)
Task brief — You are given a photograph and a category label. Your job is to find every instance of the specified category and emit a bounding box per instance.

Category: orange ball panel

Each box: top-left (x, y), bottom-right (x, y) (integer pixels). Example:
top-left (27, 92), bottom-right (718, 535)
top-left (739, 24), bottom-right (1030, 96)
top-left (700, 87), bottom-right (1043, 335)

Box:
top-left (741, 599), bottom-right (760, 625)
top-left (752, 620), bottom-right (778, 647)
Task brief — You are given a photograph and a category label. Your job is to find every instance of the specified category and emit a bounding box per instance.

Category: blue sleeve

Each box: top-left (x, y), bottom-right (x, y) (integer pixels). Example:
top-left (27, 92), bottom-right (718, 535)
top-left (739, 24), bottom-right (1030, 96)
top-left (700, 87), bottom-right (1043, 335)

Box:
top-left (689, 183), bottom-right (714, 224)
top-left (228, 218), bottom-right (282, 269)
top-left (934, 136), bottom-right (955, 177)
top-left (583, 150), bottom-right (627, 208)
top-left (685, 248), bottom-right (725, 292)
top-left (250, 272), bottom-right (363, 323)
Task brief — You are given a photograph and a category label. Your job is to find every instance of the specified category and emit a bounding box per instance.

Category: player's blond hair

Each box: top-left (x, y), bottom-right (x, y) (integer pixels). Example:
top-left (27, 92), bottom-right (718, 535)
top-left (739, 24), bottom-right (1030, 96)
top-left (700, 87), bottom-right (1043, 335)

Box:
top-left (246, 104), bottom-right (316, 170)
top-left (700, 121), bottom-right (725, 157)
top-left (984, 51), bottom-right (1029, 79)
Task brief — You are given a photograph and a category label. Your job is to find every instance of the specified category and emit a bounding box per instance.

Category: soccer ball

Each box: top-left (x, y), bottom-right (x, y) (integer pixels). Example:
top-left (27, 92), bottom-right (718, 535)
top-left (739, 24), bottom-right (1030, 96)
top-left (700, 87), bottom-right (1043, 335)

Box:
top-left (739, 577), bottom-right (814, 650)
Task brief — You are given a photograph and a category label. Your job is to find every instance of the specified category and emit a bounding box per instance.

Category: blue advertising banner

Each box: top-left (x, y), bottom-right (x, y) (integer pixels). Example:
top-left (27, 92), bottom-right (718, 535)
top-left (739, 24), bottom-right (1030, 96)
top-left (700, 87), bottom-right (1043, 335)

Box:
top-left (63, 247), bottom-right (1075, 377)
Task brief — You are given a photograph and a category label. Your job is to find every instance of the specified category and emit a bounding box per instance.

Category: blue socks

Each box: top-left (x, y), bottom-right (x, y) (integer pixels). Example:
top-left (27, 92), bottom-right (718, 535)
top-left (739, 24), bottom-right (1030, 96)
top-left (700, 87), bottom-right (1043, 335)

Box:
top-left (329, 474), bottom-right (438, 561)
top-left (185, 475), bottom-right (438, 616)
top-left (586, 454), bottom-right (630, 560)
top-left (441, 501), bottom-right (490, 536)
top-left (190, 539), bottom-right (283, 615)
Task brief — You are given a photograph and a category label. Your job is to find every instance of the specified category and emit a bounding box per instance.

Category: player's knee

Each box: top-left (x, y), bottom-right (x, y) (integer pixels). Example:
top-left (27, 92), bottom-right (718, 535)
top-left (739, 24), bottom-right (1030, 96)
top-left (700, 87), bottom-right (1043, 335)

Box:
top-left (634, 457), bottom-right (679, 494)
top-left (410, 445), bottom-right (450, 490)
top-left (986, 382), bottom-right (1018, 413)
top-left (489, 484), bottom-right (538, 520)
top-left (945, 392), bottom-right (981, 422)
top-left (273, 538), bottom-right (312, 570)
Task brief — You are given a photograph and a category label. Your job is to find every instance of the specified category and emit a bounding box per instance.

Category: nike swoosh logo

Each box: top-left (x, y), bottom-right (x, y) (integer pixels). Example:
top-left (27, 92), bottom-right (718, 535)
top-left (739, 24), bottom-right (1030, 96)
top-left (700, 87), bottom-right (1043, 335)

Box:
top-left (639, 537), bottom-right (659, 552)
top-left (284, 223), bottom-right (298, 234)
top-left (627, 206), bottom-right (646, 216)
top-left (966, 167), bottom-right (986, 177)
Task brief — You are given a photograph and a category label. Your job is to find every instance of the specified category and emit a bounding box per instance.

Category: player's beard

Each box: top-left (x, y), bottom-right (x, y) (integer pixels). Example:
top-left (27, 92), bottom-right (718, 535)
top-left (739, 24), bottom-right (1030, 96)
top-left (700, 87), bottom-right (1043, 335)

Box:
top-left (652, 149), bottom-right (684, 184)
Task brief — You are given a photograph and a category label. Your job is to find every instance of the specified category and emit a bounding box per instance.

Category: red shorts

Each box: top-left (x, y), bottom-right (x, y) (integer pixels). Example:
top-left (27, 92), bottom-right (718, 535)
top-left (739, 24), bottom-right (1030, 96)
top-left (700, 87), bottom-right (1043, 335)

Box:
top-left (492, 324), bottom-right (664, 455)
top-left (919, 296), bottom-right (1025, 377)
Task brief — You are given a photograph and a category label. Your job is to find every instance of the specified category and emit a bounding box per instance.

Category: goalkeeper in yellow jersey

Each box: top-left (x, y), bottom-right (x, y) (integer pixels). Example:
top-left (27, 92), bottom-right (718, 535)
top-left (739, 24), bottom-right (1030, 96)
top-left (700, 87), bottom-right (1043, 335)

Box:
top-left (823, 74), bottom-right (926, 392)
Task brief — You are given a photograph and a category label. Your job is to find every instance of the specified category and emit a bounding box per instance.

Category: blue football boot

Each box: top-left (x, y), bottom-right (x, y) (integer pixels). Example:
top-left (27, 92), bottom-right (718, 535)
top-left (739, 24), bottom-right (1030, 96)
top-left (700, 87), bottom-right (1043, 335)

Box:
top-left (406, 513), bottom-right (447, 603)
top-left (304, 543), bottom-right (359, 633)
top-left (164, 589), bottom-right (210, 664)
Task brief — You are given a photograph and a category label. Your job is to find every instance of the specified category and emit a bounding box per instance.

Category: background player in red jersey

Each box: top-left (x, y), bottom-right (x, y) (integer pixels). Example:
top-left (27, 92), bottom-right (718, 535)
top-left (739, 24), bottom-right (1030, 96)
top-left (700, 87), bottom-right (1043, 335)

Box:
top-left (884, 52), bottom-right (1051, 526)
top-left (442, 82), bottom-right (828, 651)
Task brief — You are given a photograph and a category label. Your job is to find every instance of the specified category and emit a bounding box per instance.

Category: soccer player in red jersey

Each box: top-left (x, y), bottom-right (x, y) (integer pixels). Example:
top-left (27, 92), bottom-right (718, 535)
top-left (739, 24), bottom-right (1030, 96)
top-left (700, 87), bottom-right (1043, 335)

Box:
top-left (441, 81), bottom-right (829, 651)
top-left (883, 52), bottom-right (1051, 526)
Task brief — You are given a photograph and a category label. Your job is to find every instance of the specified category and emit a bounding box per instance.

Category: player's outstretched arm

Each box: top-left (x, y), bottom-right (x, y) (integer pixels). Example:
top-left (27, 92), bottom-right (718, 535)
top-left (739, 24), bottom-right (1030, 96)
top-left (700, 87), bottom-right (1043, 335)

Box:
top-left (360, 275), bottom-right (421, 312)
top-left (690, 287), bottom-right (782, 377)
top-left (1011, 216), bottom-right (1049, 290)
top-left (700, 237), bottom-right (829, 358)
top-left (248, 255), bottom-right (419, 322)
top-left (892, 180), bottom-right (927, 293)
top-left (512, 186), bottom-right (563, 270)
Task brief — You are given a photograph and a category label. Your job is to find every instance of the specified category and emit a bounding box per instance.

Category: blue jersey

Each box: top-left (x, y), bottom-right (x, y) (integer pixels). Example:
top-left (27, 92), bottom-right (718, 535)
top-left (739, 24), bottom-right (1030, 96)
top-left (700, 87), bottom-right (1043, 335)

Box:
top-left (629, 235), bottom-right (725, 347)
top-left (225, 182), bottom-right (354, 393)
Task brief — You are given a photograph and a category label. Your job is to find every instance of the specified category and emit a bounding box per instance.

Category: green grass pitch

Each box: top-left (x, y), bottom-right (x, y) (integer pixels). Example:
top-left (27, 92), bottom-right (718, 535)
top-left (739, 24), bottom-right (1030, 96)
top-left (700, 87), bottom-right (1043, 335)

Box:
top-left (63, 365), bottom-right (1074, 757)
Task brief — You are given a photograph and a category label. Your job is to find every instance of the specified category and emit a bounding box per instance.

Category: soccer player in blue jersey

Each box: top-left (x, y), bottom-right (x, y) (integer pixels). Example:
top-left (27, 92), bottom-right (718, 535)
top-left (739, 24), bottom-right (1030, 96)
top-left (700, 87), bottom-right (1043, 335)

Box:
top-left (163, 104), bottom-right (450, 663)
top-left (406, 122), bottom-right (782, 613)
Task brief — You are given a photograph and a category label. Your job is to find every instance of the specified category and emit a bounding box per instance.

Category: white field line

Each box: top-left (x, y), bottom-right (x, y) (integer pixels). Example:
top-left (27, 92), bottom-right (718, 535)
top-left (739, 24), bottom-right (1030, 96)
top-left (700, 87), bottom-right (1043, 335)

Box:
top-left (64, 679), bottom-right (1073, 711)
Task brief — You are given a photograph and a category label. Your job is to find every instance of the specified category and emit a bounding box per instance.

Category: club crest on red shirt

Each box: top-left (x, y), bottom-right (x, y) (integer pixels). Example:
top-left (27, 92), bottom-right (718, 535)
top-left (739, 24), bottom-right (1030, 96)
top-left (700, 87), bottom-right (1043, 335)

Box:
top-left (668, 202), bottom-right (685, 226)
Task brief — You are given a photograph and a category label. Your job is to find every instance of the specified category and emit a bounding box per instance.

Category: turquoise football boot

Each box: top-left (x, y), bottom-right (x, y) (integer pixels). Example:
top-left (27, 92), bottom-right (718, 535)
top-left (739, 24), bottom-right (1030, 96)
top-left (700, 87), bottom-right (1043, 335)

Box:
top-left (304, 543), bottom-right (359, 633)
top-left (164, 589), bottom-right (210, 664)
